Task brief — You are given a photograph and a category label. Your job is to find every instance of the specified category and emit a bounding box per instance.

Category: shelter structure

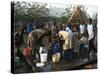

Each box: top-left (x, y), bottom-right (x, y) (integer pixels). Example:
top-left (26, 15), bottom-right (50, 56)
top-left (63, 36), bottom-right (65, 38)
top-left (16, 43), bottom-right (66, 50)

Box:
top-left (68, 6), bottom-right (88, 32)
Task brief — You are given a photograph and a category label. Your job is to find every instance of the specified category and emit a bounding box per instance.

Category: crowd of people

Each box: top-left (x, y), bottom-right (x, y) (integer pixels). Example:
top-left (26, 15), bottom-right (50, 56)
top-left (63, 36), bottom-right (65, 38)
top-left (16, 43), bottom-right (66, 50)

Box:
top-left (14, 18), bottom-right (97, 71)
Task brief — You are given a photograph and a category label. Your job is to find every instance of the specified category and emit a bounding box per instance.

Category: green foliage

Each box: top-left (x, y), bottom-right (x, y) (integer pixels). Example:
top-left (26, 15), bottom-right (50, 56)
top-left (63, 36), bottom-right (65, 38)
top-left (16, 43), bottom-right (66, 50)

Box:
top-left (13, 1), bottom-right (71, 25)
top-left (14, 2), bottom-right (49, 24)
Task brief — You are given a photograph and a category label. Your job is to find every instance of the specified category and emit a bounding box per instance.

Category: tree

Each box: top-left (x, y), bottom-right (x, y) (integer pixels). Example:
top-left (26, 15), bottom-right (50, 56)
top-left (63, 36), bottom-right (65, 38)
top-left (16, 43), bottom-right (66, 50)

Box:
top-left (14, 1), bottom-right (50, 25)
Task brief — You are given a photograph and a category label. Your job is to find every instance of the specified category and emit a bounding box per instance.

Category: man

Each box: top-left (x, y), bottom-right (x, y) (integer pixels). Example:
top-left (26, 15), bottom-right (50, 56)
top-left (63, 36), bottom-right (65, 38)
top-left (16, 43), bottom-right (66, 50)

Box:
top-left (27, 29), bottom-right (46, 71)
top-left (87, 18), bottom-right (97, 59)
top-left (14, 26), bottom-right (24, 63)
top-left (27, 29), bottom-right (52, 69)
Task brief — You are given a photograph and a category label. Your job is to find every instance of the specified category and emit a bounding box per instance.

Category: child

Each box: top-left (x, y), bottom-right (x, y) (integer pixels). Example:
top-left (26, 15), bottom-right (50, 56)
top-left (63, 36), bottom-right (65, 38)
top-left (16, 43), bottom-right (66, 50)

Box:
top-left (79, 36), bottom-right (88, 59)
top-left (51, 37), bottom-right (61, 63)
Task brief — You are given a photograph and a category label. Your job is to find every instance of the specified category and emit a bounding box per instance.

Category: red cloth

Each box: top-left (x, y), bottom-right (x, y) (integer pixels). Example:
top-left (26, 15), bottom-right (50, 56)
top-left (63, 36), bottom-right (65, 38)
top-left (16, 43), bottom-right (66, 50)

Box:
top-left (23, 47), bottom-right (31, 56)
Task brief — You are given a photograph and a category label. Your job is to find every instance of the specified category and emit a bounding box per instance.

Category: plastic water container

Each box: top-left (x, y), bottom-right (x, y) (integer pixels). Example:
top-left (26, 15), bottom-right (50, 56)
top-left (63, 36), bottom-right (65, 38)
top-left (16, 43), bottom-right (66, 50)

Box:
top-left (27, 24), bottom-right (32, 33)
top-left (52, 53), bottom-right (60, 63)
top-left (23, 47), bottom-right (31, 56)
top-left (40, 53), bottom-right (47, 62)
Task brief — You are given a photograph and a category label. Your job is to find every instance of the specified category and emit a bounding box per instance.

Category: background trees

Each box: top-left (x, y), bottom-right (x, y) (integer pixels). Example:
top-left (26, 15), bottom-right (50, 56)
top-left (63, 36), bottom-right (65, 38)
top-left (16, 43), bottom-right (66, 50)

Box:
top-left (14, 1), bottom-right (50, 25)
top-left (13, 1), bottom-right (97, 28)
top-left (13, 1), bottom-right (72, 25)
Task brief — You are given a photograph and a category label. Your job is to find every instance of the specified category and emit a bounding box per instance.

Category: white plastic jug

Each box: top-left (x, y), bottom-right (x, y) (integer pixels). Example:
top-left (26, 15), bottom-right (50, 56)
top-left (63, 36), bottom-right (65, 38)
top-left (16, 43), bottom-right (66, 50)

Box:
top-left (40, 53), bottom-right (47, 62)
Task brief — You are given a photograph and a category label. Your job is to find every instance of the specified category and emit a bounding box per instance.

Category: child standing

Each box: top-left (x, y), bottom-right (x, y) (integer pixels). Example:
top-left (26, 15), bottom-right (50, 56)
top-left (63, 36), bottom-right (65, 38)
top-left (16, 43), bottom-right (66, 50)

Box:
top-left (51, 37), bottom-right (61, 63)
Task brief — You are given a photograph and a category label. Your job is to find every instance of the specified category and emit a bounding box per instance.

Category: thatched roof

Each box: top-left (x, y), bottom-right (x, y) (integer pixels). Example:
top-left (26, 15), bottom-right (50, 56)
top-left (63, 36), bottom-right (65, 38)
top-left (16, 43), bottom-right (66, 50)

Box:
top-left (68, 6), bottom-right (88, 25)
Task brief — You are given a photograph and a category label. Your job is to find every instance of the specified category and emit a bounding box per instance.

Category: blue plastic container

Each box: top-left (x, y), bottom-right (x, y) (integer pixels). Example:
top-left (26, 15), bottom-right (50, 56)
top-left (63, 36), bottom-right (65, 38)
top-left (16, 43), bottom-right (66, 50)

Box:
top-left (27, 24), bottom-right (32, 33)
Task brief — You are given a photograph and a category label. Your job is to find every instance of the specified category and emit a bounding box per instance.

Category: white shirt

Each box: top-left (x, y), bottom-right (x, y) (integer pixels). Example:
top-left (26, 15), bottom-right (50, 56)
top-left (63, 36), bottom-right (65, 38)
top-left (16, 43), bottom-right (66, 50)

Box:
top-left (87, 24), bottom-right (94, 40)
top-left (79, 24), bottom-right (85, 34)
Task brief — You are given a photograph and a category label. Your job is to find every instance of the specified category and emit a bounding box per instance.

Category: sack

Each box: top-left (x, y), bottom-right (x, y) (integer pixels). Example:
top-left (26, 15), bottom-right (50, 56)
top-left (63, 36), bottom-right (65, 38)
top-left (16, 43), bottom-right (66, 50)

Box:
top-left (81, 37), bottom-right (88, 43)
top-left (52, 53), bottom-right (60, 63)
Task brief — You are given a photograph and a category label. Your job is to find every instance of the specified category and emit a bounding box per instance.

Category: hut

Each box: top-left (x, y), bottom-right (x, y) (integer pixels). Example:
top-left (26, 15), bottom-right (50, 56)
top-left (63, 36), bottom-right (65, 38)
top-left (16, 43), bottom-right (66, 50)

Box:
top-left (68, 6), bottom-right (88, 32)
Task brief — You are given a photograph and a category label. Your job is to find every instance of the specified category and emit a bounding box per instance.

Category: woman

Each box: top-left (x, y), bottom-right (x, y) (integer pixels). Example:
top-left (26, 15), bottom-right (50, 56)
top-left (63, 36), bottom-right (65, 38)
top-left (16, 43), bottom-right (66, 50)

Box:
top-left (58, 31), bottom-right (73, 61)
